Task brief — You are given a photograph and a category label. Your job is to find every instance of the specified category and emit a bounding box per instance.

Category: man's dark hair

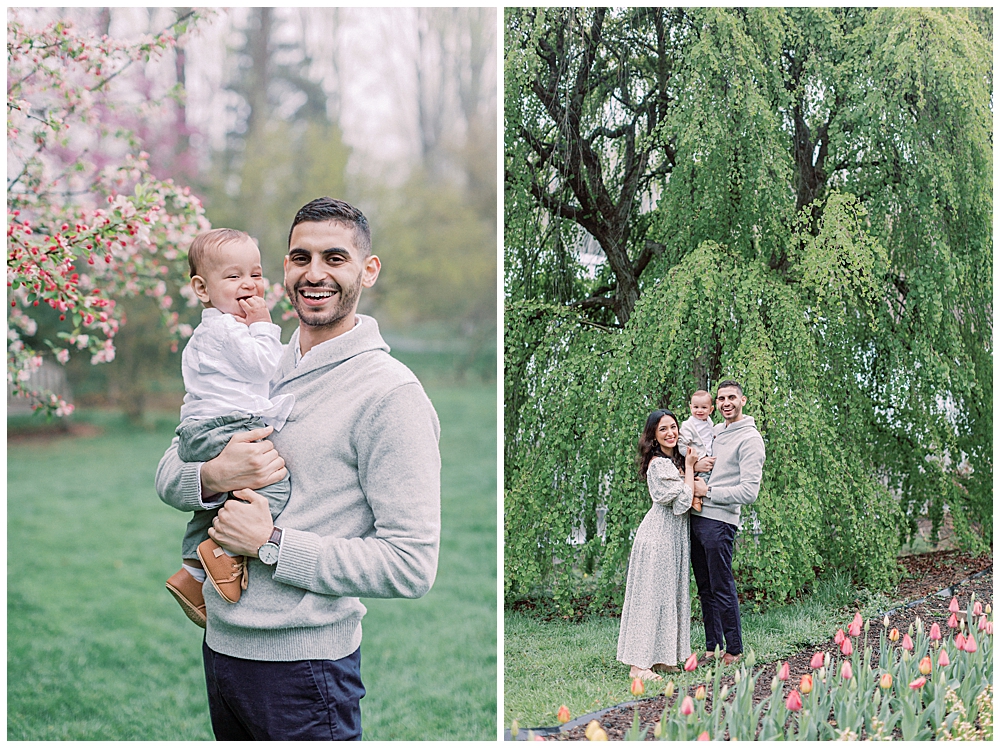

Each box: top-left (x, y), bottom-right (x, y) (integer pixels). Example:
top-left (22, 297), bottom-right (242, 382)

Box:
top-left (288, 197), bottom-right (371, 256)
top-left (715, 379), bottom-right (744, 397)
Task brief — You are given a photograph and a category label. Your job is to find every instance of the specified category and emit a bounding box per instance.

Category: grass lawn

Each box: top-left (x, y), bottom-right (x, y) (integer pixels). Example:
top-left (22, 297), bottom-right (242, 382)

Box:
top-left (7, 380), bottom-right (496, 740)
top-left (504, 572), bottom-right (891, 729)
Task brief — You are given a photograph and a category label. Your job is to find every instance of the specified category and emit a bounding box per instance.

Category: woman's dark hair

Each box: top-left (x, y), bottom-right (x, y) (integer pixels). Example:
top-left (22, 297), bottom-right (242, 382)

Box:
top-left (637, 409), bottom-right (684, 480)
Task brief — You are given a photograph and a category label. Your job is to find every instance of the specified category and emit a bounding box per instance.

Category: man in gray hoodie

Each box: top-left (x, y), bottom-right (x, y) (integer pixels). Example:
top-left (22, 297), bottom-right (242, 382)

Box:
top-left (155, 198), bottom-right (441, 739)
top-left (690, 379), bottom-right (765, 666)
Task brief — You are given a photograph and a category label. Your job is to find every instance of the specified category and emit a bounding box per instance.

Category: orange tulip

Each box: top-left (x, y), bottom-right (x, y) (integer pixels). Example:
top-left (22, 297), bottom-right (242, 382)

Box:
top-left (879, 672), bottom-right (892, 689)
top-left (695, 685), bottom-right (707, 701)
top-left (888, 628), bottom-right (900, 642)
top-left (630, 677), bottom-right (645, 697)
top-left (918, 656), bottom-right (932, 676)
top-left (799, 674), bottom-right (813, 695)
top-left (557, 705), bottom-right (571, 724)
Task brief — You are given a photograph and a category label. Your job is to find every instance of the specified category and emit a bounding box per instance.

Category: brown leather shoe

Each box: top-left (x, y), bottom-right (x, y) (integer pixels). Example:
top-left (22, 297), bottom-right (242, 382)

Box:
top-left (723, 652), bottom-right (743, 667)
top-left (165, 567), bottom-right (207, 628)
top-left (197, 538), bottom-right (248, 604)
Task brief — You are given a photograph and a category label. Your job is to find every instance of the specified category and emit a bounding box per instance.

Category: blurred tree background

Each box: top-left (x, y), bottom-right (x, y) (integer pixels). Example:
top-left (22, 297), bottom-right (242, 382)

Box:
top-left (14, 7), bottom-right (496, 422)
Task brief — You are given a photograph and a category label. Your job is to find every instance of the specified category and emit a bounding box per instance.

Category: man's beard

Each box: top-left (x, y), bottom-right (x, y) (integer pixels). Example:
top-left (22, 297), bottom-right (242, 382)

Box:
top-left (285, 270), bottom-right (363, 329)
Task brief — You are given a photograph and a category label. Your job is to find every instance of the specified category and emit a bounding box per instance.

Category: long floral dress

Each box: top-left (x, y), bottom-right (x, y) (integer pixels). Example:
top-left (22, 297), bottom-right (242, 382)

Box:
top-left (616, 455), bottom-right (693, 669)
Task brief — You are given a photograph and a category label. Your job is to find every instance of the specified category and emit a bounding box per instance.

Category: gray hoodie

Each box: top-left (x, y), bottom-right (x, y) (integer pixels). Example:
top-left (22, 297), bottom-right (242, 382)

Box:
top-left (155, 315), bottom-right (441, 662)
top-left (700, 416), bottom-right (765, 528)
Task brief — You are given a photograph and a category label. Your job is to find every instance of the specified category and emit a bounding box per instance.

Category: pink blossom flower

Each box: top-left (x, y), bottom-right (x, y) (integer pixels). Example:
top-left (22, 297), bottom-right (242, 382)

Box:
top-left (834, 629), bottom-right (845, 645)
top-left (684, 653), bottom-right (699, 672)
top-left (909, 677), bottom-right (926, 690)
top-left (848, 612), bottom-right (863, 637)
top-left (840, 637), bottom-right (853, 656)
top-left (973, 601), bottom-right (983, 616)
top-left (879, 672), bottom-right (893, 689)
top-left (962, 635), bottom-right (977, 653)
top-left (955, 633), bottom-right (966, 650)
top-left (901, 634), bottom-right (913, 651)
top-left (809, 652), bottom-right (824, 669)
top-left (697, 732), bottom-right (710, 741)
top-left (840, 661), bottom-right (852, 680)
top-left (979, 616), bottom-right (988, 631)
top-left (949, 597), bottom-right (960, 613)
top-left (938, 649), bottom-right (950, 667)
top-left (947, 612), bottom-right (959, 629)
top-left (985, 621), bottom-right (993, 636)
top-left (785, 690), bottom-right (803, 711)
top-left (680, 696), bottom-right (694, 716)
top-left (777, 662), bottom-right (790, 681)
top-left (929, 622), bottom-right (941, 641)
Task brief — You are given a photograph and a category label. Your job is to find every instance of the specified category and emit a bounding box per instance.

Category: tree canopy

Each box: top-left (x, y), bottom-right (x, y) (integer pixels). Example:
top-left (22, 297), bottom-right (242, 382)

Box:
top-left (504, 7), bottom-right (991, 612)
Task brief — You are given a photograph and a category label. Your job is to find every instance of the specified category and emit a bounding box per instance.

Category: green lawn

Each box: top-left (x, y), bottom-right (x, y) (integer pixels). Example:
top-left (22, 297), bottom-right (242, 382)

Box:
top-left (7, 382), bottom-right (496, 740)
top-left (504, 571), bottom-right (891, 729)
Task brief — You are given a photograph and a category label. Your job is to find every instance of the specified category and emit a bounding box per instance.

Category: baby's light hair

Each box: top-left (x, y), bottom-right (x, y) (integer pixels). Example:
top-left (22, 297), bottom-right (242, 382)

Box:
top-left (188, 228), bottom-right (255, 278)
top-left (690, 389), bottom-right (713, 403)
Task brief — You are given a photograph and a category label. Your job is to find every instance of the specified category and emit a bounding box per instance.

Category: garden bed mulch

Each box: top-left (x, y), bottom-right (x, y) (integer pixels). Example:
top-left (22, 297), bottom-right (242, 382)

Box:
top-left (510, 549), bottom-right (992, 741)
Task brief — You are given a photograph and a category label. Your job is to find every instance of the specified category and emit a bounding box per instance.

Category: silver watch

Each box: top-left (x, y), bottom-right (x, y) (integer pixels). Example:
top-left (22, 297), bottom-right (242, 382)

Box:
top-left (258, 526), bottom-right (282, 565)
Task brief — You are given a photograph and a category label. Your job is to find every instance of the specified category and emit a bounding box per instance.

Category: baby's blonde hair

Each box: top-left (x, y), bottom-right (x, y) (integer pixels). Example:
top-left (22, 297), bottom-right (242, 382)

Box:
top-left (188, 228), bottom-right (255, 278)
top-left (690, 389), bottom-right (713, 403)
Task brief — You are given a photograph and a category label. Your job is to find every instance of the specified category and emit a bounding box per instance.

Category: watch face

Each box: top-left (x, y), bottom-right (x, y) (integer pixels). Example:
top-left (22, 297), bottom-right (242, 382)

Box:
top-left (258, 543), bottom-right (279, 565)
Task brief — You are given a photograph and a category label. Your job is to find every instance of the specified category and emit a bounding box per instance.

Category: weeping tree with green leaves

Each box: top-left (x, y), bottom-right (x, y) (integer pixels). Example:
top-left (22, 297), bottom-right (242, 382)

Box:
top-left (504, 7), bottom-right (991, 613)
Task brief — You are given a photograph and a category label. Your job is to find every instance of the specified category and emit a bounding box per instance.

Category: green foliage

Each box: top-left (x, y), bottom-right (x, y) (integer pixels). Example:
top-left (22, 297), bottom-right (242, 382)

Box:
top-left (504, 7), bottom-right (991, 611)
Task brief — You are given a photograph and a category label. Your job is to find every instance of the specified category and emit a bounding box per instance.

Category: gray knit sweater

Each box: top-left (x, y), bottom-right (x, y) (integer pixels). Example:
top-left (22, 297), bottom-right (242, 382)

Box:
top-left (155, 315), bottom-right (441, 662)
top-left (701, 416), bottom-right (765, 528)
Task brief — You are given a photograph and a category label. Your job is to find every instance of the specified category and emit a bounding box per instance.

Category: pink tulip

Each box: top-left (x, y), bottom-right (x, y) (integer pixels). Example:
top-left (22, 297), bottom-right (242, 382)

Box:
top-left (848, 612), bottom-right (862, 637)
top-left (973, 601), bottom-right (983, 616)
top-left (697, 732), bottom-right (710, 741)
top-left (785, 689), bottom-right (803, 711)
top-left (909, 676), bottom-right (926, 690)
top-left (840, 661), bottom-right (852, 680)
top-left (840, 637), bottom-right (853, 656)
top-left (978, 616), bottom-right (987, 631)
top-left (962, 635), bottom-right (977, 653)
top-left (879, 672), bottom-right (893, 689)
top-left (985, 621), bottom-right (993, 636)
top-left (938, 648), bottom-right (950, 667)
top-left (901, 634), bottom-right (913, 651)
top-left (949, 597), bottom-right (960, 613)
top-left (680, 696), bottom-right (694, 716)
top-left (834, 629), bottom-right (846, 645)
top-left (684, 653), bottom-right (699, 672)
top-left (929, 622), bottom-right (941, 641)
top-left (947, 612), bottom-right (959, 629)
top-left (777, 662), bottom-right (790, 681)
top-left (809, 651), bottom-right (824, 669)
top-left (955, 632), bottom-right (966, 650)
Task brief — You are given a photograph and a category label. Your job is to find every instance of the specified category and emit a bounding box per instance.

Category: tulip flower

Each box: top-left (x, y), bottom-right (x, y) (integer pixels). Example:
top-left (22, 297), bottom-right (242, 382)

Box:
top-left (883, 615), bottom-right (890, 628)
top-left (985, 621), bottom-right (993, 636)
top-left (697, 732), bottom-right (710, 741)
top-left (810, 651), bottom-right (824, 669)
top-left (840, 637), bottom-right (853, 656)
top-left (585, 720), bottom-right (602, 740)
top-left (589, 728), bottom-right (608, 742)
top-left (684, 653), bottom-right (699, 672)
top-left (949, 597), bottom-right (960, 613)
top-left (631, 677), bottom-right (645, 697)
top-left (879, 672), bottom-right (893, 689)
top-left (785, 689), bottom-right (803, 712)
top-left (834, 628), bottom-right (846, 645)
top-left (841, 661), bottom-right (853, 680)
top-left (973, 601), bottom-right (983, 617)
top-left (680, 696), bottom-right (694, 716)
top-left (901, 634), bottom-right (913, 651)
top-left (777, 662), bottom-right (790, 681)
top-left (947, 612), bottom-right (959, 629)
top-left (534, 735), bottom-right (546, 741)
top-left (720, 684), bottom-right (729, 701)
top-left (848, 612), bottom-right (863, 637)
top-left (986, 604), bottom-right (992, 615)
top-left (653, 721), bottom-right (662, 739)
top-left (511, 720), bottom-right (519, 738)
top-left (918, 656), bottom-right (932, 676)
top-left (955, 632), bottom-right (966, 650)
top-left (909, 676), bottom-right (926, 690)
top-left (800, 674), bottom-right (813, 694)
top-left (929, 622), bottom-right (941, 641)
top-left (824, 652), bottom-right (831, 668)
top-left (888, 628), bottom-right (900, 642)
top-left (938, 648), bottom-right (950, 667)
top-left (557, 705), bottom-right (571, 724)
top-left (695, 685), bottom-right (707, 701)
top-left (664, 681), bottom-right (675, 699)
top-left (962, 635), bottom-right (977, 653)
top-left (978, 616), bottom-right (987, 631)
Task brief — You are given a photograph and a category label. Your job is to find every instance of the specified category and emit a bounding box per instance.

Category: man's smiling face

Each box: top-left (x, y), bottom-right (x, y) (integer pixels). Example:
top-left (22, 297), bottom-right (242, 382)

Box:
top-left (716, 386), bottom-right (747, 424)
top-left (283, 220), bottom-right (380, 332)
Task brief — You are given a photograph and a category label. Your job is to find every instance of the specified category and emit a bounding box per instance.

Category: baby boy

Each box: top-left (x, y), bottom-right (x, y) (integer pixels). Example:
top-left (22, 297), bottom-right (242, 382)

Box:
top-left (678, 389), bottom-right (716, 512)
top-left (164, 228), bottom-right (294, 627)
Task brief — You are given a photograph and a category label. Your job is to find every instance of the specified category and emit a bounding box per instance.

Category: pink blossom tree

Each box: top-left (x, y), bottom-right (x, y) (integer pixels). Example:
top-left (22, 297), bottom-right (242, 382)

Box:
top-left (7, 10), bottom-right (211, 416)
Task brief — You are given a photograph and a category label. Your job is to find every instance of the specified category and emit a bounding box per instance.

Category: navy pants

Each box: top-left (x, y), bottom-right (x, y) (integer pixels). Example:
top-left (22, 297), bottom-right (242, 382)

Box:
top-left (689, 515), bottom-right (743, 656)
top-left (202, 641), bottom-right (365, 740)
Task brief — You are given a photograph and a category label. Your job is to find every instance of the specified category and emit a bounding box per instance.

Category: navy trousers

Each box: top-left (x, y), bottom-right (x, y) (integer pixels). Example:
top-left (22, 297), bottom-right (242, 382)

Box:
top-left (202, 641), bottom-right (365, 740)
top-left (689, 515), bottom-right (743, 656)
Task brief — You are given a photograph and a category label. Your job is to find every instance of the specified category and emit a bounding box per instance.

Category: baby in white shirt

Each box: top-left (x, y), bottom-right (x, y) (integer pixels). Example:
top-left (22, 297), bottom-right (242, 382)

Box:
top-left (678, 389), bottom-right (716, 513)
top-left (165, 229), bottom-right (294, 627)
